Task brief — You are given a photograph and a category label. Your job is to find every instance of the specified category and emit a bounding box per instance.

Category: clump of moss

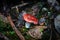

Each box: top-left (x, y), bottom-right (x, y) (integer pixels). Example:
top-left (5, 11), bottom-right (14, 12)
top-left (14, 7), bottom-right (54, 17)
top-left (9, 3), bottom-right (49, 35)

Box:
top-left (0, 18), bottom-right (19, 40)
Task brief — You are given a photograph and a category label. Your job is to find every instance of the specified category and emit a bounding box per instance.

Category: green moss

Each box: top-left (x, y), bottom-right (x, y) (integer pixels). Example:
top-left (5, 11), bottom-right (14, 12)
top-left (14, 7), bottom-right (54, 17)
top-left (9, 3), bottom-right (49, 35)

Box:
top-left (0, 18), bottom-right (19, 40)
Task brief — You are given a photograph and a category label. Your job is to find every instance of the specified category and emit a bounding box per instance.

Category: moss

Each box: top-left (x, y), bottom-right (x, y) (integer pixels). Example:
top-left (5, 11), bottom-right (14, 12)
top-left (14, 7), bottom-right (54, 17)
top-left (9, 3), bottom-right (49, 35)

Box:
top-left (0, 18), bottom-right (19, 40)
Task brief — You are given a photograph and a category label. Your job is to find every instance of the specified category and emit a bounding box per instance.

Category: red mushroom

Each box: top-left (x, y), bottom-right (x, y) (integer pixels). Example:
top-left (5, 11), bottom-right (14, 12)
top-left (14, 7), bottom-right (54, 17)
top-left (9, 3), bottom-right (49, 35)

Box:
top-left (23, 14), bottom-right (38, 24)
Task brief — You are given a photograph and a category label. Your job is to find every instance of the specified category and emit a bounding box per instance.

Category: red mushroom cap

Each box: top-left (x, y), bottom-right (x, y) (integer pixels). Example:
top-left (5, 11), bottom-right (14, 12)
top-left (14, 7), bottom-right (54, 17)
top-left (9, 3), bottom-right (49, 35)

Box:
top-left (23, 14), bottom-right (38, 24)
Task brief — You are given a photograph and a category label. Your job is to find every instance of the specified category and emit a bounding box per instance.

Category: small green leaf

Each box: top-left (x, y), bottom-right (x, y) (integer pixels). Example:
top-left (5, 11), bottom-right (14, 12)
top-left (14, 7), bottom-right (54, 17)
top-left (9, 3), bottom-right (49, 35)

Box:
top-left (10, 31), bottom-right (15, 35)
top-left (40, 28), bottom-right (44, 32)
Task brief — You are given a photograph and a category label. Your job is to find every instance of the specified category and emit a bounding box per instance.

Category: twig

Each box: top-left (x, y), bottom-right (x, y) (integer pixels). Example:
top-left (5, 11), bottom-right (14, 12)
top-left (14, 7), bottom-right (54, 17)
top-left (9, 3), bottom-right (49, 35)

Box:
top-left (11, 3), bottom-right (28, 9)
top-left (7, 15), bottom-right (25, 40)
top-left (0, 32), bottom-right (9, 40)
top-left (49, 25), bottom-right (52, 40)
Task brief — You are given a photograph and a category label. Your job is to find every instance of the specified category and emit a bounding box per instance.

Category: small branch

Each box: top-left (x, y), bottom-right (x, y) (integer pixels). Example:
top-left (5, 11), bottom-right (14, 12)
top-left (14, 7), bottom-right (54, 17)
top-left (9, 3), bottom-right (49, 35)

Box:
top-left (11, 3), bottom-right (28, 9)
top-left (7, 15), bottom-right (25, 40)
top-left (0, 32), bottom-right (9, 40)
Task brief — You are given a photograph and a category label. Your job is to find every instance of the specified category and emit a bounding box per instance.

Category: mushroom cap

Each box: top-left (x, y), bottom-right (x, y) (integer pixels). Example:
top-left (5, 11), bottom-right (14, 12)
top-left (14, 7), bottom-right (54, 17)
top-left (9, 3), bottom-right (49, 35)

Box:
top-left (23, 14), bottom-right (38, 24)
